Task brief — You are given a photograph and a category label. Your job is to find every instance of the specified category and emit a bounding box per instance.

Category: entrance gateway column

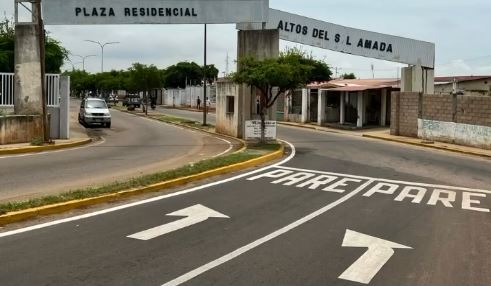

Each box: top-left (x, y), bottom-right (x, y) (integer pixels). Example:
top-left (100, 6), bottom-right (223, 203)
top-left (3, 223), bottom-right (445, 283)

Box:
top-left (357, 91), bottom-right (363, 128)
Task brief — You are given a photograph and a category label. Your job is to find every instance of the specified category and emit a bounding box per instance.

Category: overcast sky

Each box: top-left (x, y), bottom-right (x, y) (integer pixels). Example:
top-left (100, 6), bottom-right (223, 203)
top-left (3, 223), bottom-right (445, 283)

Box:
top-left (3, 0), bottom-right (491, 78)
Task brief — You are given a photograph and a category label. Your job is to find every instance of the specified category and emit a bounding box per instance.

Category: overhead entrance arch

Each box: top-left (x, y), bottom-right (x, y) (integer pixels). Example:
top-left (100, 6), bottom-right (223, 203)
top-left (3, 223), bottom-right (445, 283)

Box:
top-left (215, 8), bottom-right (436, 137)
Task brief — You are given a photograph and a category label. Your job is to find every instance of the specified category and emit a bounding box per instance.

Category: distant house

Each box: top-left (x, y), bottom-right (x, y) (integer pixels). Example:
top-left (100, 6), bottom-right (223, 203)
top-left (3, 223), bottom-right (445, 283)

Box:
top-left (434, 76), bottom-right (491, 95)
top-left (279, 79), bottom-right (400, 128)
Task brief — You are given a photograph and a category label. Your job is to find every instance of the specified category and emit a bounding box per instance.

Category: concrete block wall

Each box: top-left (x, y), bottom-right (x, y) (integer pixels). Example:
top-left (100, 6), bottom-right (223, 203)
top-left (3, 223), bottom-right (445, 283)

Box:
top-left (0, 115), bottom-right (43, 144)
top-left (422, 94), bottom-right (453, 122)
top-left (455, 95), bottom-right (491, 127)
top-left (390, 92), bottom-right (419, 137)
top-left (392, 92), bottom-right (491, 148)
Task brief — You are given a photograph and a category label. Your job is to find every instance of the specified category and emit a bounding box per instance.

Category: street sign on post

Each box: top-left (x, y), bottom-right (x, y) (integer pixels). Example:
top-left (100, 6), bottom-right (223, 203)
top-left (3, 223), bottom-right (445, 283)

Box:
top-left (245, 120), bottom-right (277, 140)
top-left (42, 0), bottom-right (269, 25)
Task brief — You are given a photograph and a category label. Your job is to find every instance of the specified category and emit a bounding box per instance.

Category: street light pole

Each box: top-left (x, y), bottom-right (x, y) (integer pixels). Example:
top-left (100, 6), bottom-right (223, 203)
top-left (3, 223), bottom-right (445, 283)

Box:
top-left (202, 24), bottom-right (207, 126)
top-left (73, 54), bottom-right (96, 71)
top-left (84, 40), bottom-right (119, 73)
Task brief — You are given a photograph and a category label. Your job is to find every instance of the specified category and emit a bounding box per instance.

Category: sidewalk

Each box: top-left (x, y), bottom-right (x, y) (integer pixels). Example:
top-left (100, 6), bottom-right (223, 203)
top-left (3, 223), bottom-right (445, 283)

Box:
top-left (0, 111), bottom-right (92, 156)
top-left (279, 121), bottom-right (490, 158)
top-left (363, 130), bottom-right (491, 158)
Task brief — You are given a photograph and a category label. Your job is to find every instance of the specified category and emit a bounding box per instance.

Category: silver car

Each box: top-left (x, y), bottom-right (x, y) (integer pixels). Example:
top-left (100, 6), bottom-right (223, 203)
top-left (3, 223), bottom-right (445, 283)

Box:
top-left (78, 98), bottom-right (112, 128)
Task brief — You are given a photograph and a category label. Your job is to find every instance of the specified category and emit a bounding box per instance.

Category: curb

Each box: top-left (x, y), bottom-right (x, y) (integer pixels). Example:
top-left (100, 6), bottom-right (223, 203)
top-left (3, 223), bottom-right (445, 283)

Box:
top-left (114, 107), bottom-right (246, 153)
top-left (0, 138), bottom-right (93, 156)
top-left (0, 139), bottom-right (283, 227)
top-left (363, 134), bottom-right (491, 159)
top-left (0, 145), bottom-right (283, 225)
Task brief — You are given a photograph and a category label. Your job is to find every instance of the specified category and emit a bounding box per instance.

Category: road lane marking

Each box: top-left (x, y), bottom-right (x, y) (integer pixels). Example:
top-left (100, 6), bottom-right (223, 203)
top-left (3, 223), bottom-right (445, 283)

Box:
top-left (276, 166), bottom-right (491, 194)
top-left (127, 205), bottom-right (229, 241)
top-left (339, 229), bottom-right (412, 284)
top-left (160, 179), bottom-right (375, 286)
top-left (251, 167), bottom-right (490, 213)
top-left (0, 140), bottom-right (295, 238)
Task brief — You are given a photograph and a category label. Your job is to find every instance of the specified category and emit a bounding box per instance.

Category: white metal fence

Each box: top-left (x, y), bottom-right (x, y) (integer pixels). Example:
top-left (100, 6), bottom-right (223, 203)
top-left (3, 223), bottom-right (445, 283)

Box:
top-left (162, 85), bottom-right (217, 109)
top-left (0, 73), bottom-right (60, 107)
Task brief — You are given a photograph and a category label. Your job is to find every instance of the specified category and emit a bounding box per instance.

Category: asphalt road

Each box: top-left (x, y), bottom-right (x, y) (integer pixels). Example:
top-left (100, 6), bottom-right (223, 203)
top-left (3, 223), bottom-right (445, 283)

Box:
top-left (0, 108), bottom-right (489, 286)
top-left (0, 103), bottom-right (234, 202)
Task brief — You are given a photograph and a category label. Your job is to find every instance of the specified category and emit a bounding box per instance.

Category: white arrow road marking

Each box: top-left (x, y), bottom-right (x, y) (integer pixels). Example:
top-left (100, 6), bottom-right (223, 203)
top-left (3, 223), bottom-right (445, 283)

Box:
top-left (127, 204), bottom-right (229, 241)
top-left (339, 229), bottom-right (412, 284)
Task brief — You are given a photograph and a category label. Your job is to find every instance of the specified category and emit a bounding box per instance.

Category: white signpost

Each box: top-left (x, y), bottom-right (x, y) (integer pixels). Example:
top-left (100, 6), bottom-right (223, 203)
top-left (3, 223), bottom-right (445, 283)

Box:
top-left (43, 0), bottom-right (269, 25)
top-left (238, 9), bottom-right (435, 68)
top-left (245, 120), bottom-right (277, 140)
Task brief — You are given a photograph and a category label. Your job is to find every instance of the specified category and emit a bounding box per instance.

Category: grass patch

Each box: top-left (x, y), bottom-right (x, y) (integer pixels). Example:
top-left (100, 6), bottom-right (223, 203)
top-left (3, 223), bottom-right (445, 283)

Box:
top-left (30, 137), bottom-right (44, 146)
top-left (0, 145), bottom-right (281, 215)
top-left (153, 114), bottom-right (215, 130)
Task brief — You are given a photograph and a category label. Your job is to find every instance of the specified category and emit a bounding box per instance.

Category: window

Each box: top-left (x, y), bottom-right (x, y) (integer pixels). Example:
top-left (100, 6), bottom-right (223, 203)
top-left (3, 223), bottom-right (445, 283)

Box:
top-left (226, 96), bottom-right (235, 114)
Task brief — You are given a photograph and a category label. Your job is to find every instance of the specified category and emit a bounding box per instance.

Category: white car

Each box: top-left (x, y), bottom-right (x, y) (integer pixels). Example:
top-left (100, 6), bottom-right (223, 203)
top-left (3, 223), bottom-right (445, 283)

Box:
top-left (78, 98), bottom-right (112, 128)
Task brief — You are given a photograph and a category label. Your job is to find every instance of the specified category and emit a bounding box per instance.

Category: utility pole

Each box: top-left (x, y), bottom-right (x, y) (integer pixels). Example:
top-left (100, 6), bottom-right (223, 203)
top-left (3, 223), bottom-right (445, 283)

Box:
top-left (33, 0), bottom-right (49, 142)
top-left (202, 24), bottom-right (207, 126)
top-left (225, 52), bottom-right (230, 77)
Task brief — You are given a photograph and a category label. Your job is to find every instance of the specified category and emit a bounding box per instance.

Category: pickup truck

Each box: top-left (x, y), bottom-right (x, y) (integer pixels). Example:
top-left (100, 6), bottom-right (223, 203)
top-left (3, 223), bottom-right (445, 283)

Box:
top-left (123, 95), bottom-right (142, 108)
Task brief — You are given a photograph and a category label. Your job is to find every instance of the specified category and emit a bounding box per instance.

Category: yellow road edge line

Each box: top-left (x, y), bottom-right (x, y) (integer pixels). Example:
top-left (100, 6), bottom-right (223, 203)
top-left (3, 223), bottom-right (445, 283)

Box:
top-left (0, 138), bottom-right (93, 156)
top-left (0, 145), bottom-right (284, 226)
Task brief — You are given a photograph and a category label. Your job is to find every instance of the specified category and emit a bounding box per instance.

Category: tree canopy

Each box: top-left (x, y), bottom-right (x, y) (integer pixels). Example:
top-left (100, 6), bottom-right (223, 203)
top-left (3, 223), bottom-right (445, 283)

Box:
top-left (232, 49), bottom-right (332, 141)
top-left (341, 73), bottom-right (356, 79)
top-left (0, 18), bottom-right (68, 73)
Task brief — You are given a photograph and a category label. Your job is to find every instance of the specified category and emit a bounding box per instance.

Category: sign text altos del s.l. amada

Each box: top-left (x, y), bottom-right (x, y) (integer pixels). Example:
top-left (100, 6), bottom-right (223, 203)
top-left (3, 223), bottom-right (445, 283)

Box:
top-left (42, 0), bottom-right (269, 25)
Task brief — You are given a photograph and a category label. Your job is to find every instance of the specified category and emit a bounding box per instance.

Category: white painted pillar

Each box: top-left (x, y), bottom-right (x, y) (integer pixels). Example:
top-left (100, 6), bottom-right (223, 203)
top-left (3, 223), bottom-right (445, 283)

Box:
top-left (301, 88), bottom-right (308, 123)
top-left (380, 89), bottom-right (387, 126)
top-left (357, 91), bottom-right (363, 128)
top-left (318, 90), bottom-right (326, 126)
top-left (340, 92), bottom-right (346, 124)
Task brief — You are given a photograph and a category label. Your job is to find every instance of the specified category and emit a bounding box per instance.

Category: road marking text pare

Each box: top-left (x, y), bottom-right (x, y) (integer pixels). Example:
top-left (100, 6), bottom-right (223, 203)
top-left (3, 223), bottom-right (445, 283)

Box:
top-left (248, 167), bottom-right (490, 213)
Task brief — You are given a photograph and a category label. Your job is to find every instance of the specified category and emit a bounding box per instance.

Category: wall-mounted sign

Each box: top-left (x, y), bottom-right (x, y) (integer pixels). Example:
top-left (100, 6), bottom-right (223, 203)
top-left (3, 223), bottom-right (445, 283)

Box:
top-left (245, 120), bottom-right (277, 140)
top-left (238, 9), bottom-right (435, 68)
top-left (43, 0), bottom-right (269, 25)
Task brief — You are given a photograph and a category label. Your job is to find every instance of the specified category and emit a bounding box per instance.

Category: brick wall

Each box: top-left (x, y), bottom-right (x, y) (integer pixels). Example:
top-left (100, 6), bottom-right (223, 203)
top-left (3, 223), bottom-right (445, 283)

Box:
top-left (391, 92), bottom-right (491, 148)
top-left (390, 92), bottom-right (419, 137)
top-left (422, 94), bottom-right (453, 122)
top-left (455, 95), bottom-right (491, 127)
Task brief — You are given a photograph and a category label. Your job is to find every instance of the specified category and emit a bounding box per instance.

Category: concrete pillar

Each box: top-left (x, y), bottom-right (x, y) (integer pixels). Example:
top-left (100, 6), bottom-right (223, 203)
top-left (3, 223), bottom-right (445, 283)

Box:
top-left (401, 66), bottom-right (435, 94)
top-left (318, 90), bottom-right (326, 126)
top-left (301, 88), bottom-right (309, 123)
top-left (59, 76), bottom-right (70, 139)
top-left (380, 89), bottom-right (387, 126)
top-left (232, 29), bottom-right (279, 138)
top-left (357, 91), bottom-right (363, 128)
top-left (340, 92), bottom-right (346, 124)
top-left (14, 24), bottom-right (43, 115)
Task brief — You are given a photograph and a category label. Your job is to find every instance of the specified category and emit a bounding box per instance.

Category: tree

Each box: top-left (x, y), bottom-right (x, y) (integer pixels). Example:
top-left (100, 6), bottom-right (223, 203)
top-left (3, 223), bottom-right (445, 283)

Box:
top-left (233, 50), bottom-right (331, 142)
top-left (341, 73), bottom-right (356, 79)
top-left (0, 18), bottom-right (15, 72)
top-left (163, 61), bottom-right (202, 88)
top-left (203, 64), bottom-right (219, 84)
top-left (128, 63), bottom-right (163, 114)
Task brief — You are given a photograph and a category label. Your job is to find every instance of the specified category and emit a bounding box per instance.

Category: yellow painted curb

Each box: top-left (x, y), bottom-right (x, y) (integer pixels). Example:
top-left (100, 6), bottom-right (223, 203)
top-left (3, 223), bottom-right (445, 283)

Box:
top-left (363, 134), bottom-right (490, 158)
top-left (0, 145), bottom-right (284, 226)
top-left (0, 138), bottom-right (93, 156)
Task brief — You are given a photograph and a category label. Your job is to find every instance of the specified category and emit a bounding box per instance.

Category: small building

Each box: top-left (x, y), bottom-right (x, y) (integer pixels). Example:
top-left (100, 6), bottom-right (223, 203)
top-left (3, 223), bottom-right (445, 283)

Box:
top-left (434, 76), bottom-right (491, 96)
top-left (278, 79), bottom-right (400, 128)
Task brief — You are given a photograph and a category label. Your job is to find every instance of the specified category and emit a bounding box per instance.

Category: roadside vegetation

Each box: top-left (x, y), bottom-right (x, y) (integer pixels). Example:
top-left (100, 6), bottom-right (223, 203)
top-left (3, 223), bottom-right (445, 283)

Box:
top-left (0, 145), bottom-right (279, 215)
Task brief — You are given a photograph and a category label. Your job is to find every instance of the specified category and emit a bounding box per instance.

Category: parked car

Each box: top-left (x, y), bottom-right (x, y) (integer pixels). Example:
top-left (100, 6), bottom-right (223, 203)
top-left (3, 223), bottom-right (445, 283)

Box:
top-left (123, 94), bottom-right (142, 108)
top-left (78, 98), bottom-right (112, 128)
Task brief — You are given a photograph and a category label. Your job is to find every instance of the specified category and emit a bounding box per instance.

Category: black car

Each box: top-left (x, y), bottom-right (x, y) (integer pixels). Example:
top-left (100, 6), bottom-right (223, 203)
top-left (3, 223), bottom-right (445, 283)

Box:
top-left (123, 95), bottom-right (142, 108)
